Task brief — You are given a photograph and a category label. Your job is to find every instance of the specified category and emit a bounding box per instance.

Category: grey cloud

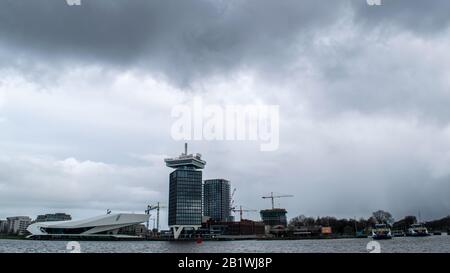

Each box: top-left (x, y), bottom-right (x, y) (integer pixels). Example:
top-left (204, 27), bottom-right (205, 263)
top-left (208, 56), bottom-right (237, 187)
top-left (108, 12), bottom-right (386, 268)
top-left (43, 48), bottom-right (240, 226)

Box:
top-left (0, 155), bottom-right (166, 218)
top-left (0, 0), bottom-right (346, 86)
top-left (2, 1), bottom-right (450, 87)
top-left (1, 0), bottom-right (450, 222)
top-left (351, 0), bottom-right (450, 35)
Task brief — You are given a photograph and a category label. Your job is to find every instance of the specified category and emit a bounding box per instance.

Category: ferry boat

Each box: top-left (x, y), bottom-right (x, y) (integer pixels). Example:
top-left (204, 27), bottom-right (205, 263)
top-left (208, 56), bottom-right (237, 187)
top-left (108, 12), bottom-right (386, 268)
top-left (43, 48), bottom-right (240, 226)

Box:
top-left (406, 223), bottom-right (430, 237)
top-left (371, 224), bottom-right (392, 240)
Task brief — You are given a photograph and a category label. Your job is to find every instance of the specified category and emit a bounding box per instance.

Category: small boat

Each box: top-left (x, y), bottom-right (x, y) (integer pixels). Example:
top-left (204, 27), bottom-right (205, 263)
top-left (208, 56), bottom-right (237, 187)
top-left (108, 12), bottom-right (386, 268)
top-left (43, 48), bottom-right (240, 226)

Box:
top-left (406, 223), bottom-right (430, 237)
top-left (196, 236), bottom-right (203, 244)
top-left (432, 231), bottom-right (442, 236)
top-left (355, 231), bottom-right (368, 238)
top-left (371, 224), bottom-right (392, 240)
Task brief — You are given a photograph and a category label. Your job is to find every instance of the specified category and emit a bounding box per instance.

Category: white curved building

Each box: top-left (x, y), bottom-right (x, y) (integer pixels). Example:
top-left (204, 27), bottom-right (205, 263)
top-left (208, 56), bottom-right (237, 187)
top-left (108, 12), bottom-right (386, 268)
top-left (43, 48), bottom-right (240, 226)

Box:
top-left (27, 213), bottom-right (149, 239)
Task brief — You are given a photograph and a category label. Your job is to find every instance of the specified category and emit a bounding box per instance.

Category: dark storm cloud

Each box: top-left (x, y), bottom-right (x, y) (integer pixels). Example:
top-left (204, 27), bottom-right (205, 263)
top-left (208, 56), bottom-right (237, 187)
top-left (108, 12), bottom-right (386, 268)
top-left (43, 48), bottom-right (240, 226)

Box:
top-left (2, 0), bottom-right (450, 86)
top-left (351, 0), bottom-right (450, 35)
top-left (0, 0), bottom-right (347, 86)
top-left (1, 0), bottom-right (450, 221)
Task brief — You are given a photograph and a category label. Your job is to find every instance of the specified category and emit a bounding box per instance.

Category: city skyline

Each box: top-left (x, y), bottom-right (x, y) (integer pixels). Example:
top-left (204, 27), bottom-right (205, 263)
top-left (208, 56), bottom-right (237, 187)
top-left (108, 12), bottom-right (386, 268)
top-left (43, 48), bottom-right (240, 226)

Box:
top-left (1, 0), bottom-right (450, 226)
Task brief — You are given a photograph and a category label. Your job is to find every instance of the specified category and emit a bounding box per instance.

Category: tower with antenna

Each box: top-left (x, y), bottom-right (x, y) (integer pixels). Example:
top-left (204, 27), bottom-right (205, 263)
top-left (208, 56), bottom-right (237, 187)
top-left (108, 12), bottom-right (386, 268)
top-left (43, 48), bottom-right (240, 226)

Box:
top-left (165, 143), bottom-right (206, 239)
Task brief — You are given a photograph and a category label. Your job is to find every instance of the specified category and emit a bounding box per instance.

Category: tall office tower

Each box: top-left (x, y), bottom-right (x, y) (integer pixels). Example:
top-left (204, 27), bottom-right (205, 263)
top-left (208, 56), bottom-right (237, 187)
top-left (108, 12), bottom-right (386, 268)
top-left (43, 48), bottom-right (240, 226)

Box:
top-left (203, 179), bottom-right (231, 222)
top-left (165, 143), bottom-right (206, 239)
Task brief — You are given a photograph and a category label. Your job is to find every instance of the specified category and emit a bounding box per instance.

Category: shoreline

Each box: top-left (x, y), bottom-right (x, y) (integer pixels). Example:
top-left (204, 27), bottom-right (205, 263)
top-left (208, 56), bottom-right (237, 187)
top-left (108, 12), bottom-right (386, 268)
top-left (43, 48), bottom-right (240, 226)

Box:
top-left (1, 233), bottom-right (447, 242)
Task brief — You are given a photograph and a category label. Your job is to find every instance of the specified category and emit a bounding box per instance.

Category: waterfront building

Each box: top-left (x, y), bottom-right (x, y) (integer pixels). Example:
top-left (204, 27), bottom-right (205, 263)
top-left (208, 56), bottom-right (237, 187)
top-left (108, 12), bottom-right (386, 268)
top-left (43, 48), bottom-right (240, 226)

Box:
top-left (6, 216), bottom-right (32, 235)
top-left (260, 209), bottom-right (288, 227)
top-left (203, 179), bottom-right (231, 222)
top-left (118, 224), bottom-right (147, 237)
top-left (202, 219), bottom-right (265, 236)
top-left (35, 213), bottom-right (72, 222)
top-left (0, 219), bottom-right (7, 234)
top-left (27, 213), bottom-right (149, 239)
top-left (165, 143), bottom-right (206, 239)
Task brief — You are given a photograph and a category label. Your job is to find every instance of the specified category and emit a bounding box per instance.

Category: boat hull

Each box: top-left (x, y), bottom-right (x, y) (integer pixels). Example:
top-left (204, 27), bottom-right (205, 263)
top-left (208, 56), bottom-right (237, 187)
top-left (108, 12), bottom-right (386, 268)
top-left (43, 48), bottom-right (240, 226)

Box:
top-left (372, 234), bottom-right (392, 240)
top-left (406, 233), bottom-right (430, 237)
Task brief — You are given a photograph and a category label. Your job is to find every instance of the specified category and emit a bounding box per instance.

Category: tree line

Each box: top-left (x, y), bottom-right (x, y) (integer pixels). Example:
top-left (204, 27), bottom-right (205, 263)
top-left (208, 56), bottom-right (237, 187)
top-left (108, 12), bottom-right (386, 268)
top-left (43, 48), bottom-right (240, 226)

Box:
top-left (288, 210), bottom-right (450, 234)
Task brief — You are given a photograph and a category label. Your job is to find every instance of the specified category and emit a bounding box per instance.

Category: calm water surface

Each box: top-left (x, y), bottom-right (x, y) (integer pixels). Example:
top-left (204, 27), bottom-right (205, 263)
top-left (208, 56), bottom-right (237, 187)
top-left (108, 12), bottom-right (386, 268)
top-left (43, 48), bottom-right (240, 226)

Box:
top-left (1, 235), bottom-right (449, 253)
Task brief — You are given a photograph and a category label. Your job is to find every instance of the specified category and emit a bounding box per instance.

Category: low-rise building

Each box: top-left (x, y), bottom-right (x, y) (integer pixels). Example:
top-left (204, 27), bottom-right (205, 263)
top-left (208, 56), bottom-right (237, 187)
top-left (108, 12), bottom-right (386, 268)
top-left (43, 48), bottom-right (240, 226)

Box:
top-left (202, 219), bottom-right (265, 236)
top-left (35, 213), bottom-right (72, 223)
top-left (0, 219), bottom-right (8, 234)
top-left (27, 213), bottom-right (149, 239)
top-left (7, 216), bottom-right (32, 235)
top-left (118, 224), bottom-right (147, 237)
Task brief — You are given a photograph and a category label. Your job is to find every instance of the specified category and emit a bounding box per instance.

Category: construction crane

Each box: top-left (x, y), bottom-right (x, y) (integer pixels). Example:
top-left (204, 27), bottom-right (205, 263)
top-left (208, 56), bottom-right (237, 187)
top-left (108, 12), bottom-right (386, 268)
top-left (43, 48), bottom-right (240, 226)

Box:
top-left (262, 192), bottom-right (294, 209)
top-left (149, 218), bottom-right (156, 230)
top-left (230, 188), bottom-right (237, 211)
top-left (232, 205), bottom-right (257, 221)
top-left (145, 202), bottom-right (166, 232)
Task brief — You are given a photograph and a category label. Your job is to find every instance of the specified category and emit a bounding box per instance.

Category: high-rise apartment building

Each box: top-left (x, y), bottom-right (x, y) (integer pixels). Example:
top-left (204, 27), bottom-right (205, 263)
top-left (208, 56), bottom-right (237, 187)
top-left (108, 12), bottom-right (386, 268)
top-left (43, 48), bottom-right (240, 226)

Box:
top-left (203, 179), bottom-right (231, 222)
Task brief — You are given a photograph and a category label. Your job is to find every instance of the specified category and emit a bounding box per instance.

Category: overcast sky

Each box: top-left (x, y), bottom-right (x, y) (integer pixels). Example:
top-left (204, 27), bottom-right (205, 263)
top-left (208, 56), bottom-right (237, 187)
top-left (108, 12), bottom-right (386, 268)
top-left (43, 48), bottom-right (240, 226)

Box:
top-left (1, 0), bottom-right (450, 226)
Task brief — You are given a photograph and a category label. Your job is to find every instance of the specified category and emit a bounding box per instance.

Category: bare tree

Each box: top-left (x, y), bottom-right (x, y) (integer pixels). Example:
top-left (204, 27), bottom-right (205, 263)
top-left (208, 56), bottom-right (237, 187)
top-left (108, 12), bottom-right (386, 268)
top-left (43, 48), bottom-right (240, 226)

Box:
top-left (372, 210), bottom-right (394, 225)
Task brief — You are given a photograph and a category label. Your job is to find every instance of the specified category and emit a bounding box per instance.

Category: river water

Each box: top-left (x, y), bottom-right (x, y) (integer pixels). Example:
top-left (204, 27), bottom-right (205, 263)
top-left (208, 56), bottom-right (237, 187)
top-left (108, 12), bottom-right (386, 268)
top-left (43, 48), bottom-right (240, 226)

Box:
top-left (1, 235), bottom-right (449, 253)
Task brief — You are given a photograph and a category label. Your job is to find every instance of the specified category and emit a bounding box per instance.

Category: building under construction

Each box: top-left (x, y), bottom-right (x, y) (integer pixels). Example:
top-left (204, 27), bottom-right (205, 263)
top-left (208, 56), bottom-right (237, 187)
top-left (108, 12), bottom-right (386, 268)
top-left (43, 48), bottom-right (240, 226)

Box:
top-left (260, 192), bottom-right (292, 227)
top-left (260, 208), bottom-right (288, 227)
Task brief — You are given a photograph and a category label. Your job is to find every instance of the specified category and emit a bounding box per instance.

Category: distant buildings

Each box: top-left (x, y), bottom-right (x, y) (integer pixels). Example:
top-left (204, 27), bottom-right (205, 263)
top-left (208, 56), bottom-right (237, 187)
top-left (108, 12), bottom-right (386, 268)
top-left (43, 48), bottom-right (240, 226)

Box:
top-left (0, 219), bottom-right (7, 234)
top-left (203, 179), bottom-right (231, 222)
top-left (0, 213), bottom-right (72, 236)
top-left (35, 213), bottom-right (72, 222)
top-left (165, 143), bottom-right (206, 239)
top-left (202, 219), bottom-right (265, 236)
top-left (6, 216), bottom-right (32, 236)
top-left (118, 224), bottom-right (147, 237)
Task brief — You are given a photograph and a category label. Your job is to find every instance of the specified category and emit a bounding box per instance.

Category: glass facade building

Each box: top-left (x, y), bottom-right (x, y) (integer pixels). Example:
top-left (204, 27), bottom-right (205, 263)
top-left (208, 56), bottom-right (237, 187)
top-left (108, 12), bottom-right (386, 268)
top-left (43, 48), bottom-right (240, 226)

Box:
top-left (165, 144), bottom-right (206, 228)
top-left (36, 213), bottom-right (72, 223)
top-left (203, 179), bottom-right (231, 222)
top-left (168, 169), bottom-right (203, 226)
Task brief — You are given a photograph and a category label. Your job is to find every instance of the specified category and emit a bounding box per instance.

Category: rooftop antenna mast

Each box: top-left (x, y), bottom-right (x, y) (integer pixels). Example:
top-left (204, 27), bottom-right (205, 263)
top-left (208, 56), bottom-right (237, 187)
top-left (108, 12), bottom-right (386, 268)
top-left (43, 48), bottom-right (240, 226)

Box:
top-left (184, 142), bottom-right (188, 155)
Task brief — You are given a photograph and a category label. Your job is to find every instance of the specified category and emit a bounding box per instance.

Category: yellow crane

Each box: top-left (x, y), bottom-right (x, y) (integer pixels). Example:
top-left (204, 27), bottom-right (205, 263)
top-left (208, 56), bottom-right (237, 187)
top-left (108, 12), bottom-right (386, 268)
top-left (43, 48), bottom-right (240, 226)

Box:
top-left (145, 202), bottom-right (166, 232)
top-left (232, 205), bottom-right (257, 221)
top-left (262, 192), bottom-right (293, 209)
